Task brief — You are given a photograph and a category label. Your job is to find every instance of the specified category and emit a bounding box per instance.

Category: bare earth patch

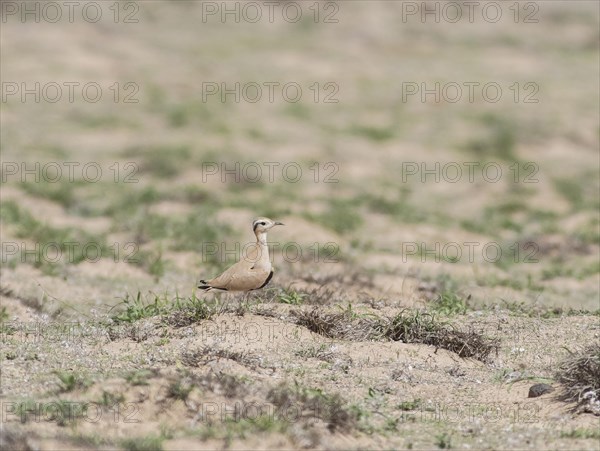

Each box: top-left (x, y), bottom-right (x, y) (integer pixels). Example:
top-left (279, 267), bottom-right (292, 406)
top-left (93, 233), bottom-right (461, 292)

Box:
top-left (1, 1), bottom-right (599, 449)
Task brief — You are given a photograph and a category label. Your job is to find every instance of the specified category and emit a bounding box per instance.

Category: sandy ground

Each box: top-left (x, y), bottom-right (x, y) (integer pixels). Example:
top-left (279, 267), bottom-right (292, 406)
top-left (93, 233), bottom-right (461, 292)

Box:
top-left (1, 1), bottom-right (599, 449)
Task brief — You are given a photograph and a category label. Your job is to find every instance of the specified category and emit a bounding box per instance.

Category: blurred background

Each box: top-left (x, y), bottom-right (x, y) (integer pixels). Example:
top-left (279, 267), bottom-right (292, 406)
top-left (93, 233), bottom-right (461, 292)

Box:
top-left (1, 1), bottom-right (599, 317)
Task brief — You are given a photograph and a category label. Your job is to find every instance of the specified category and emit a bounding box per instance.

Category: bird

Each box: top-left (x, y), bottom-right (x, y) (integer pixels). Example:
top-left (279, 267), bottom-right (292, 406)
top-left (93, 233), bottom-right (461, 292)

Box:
top-left (198, 217), bottom-right (284, 292)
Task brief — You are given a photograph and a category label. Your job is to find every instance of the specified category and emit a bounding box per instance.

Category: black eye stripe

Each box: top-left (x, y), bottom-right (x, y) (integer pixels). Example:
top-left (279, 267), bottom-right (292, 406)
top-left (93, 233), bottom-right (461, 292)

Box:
top-left (253, 220), bottom-right (268, 231)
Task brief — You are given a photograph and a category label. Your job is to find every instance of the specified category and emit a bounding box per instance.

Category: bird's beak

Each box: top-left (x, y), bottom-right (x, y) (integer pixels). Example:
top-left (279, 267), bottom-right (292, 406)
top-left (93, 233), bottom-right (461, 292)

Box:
top-left (274, 221), bottom-right (284, 226)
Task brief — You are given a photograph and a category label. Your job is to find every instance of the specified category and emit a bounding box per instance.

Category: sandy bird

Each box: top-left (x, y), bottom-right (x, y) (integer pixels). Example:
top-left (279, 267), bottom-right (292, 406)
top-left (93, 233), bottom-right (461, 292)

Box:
top-left (198, 217), bottom-right (284, 292)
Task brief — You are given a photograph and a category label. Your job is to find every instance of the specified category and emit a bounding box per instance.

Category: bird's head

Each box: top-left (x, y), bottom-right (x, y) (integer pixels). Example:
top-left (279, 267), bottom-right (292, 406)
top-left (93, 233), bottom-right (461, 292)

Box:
top-left (252, 217), bottom-right (284, 234)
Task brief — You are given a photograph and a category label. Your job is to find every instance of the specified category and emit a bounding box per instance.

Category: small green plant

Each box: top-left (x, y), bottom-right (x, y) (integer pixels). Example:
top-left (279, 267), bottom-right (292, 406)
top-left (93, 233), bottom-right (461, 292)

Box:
top-left (431, 293), bottom-right (469, 315)
top-left (435, 432), bottom-right (452, 449)
top-left (121, 435), bottom-right (164, 451)
top-left (462, 113), bottom-right (516, 161)
top-left (99, 390), bottom-right (125, 406)
top-left (125, 369), bottom-right (154, 386)
top-left (168, 378), bottom-right (193, 401)
top-left (278, 289), bottom-right (307, 305)
top-left (398, 399), bottom-right (421, 411)
top-left (336, 303), bottom-right (378, 321)
top-left (54, 371), bottom-right (90, 392)
top-left (165, 294), bottom-right (216, 326)
top-left (56, 372), bottom-right (77, 392)
top-left (383, 416), bottom-right (399, 432)
top-left (493, 368), bottom-right (514, 383)
top-left (350, 124), bottom-right (395, 142)
top-left (111, 292), bottom-right (168, 323)
top-left (111, 292), bottom-right (216, 326)
top-left (560, 428), bottom-right (600, 439)
top-left (553, 178), bottom-right (584, 210)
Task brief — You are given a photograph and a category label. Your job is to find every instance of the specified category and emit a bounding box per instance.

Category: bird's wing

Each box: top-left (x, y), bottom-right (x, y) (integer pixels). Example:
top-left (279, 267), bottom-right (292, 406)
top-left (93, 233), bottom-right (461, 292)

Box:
top-left (203, 259), bottom-right (271, 291)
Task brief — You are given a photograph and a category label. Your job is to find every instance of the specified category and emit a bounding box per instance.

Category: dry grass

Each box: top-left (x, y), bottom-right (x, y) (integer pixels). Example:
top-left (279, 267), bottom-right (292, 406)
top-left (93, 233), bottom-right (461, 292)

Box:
top-left (556, 343), bottom-right (600, 414)
top-left (267, 383), bottom-right (358, 433)
top-left (374, 310), bottom-right (499, 361)
top-left (1, 1), bottom-right (598, 448)
top-left (292, 308), bottom-right (499, 361)
top-left (182, 346), bottom-right (263, 371)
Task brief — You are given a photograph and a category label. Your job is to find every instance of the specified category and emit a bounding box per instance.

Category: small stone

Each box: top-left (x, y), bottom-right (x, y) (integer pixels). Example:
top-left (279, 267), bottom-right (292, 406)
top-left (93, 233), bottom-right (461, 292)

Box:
top-left (528, 383), bottom-right (554, 398)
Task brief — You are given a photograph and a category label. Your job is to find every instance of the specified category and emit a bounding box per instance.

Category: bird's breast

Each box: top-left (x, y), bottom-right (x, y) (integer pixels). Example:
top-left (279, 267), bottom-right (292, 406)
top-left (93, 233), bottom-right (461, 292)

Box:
top-left (243, 242), bottom-right (271, 269)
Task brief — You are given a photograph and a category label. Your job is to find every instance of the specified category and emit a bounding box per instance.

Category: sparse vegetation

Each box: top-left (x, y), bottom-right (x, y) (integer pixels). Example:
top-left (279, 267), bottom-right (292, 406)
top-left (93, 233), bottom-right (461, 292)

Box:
top-left (292, 308), bottom-right (498, 361)
top-left (99, 390), bottom-right (125, 406)
top-left (462, 113), bottom-right (517, 161)
top-left (398, 399), bottom-right (421, 411)
top-left (431, 293), bottom-right (470, 315)
top-left (121, 435), bottom-right (164, 451)
top-left (167, 377), bottom-right (194, 401)
top-left (54, 371), bottom-right (91, 393)
top-left (182, 346), bottom-right (262, 370)
top-left (307, 199), bottom-right (363, 234)
top-left (556, 343), bottom-right (600, 414)
top-left (111, 292), bottom-right (216, 325)
top-left (111, 292), bottom-right (170, 323)
top-left (376, 310), bottom-right (498, 361)
top-left (125, 369), bottom-right (156, 386)
top-left (0, 201), bottom-right (111, 274)
top-left (277, 288), bottom-right (307, 305)
top-left (435, 432), bottom-right (453, 449)
top-left (267, 382), bottom-right (358, 433)
top-left (2, 1), bottom-right (598, 449)
top-left (560, 428), bottom-right (600, 439)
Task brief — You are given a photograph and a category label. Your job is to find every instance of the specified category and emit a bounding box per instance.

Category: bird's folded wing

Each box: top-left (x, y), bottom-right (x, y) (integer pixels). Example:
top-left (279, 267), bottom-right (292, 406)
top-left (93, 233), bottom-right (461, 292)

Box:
top-left (206, 260), bottom-right (270, 291)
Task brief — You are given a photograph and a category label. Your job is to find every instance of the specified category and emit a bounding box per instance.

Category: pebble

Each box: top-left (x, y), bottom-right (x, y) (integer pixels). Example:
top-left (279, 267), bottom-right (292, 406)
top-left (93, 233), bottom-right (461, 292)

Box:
top-left (528, 383), bottom-right (554, 398)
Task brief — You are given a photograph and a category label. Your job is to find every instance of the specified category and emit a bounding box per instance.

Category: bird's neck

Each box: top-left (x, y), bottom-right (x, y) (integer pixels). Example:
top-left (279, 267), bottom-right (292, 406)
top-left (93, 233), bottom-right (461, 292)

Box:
top-left (253, 232), bottom-right (271, 268)
top-left (255, 231), bottom-right (268, 245)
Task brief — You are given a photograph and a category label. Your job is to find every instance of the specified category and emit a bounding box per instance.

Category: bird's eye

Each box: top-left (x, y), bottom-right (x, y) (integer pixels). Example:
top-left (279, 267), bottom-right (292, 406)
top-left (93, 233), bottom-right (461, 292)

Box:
top-left (259, 221), bottom-right (266, 226)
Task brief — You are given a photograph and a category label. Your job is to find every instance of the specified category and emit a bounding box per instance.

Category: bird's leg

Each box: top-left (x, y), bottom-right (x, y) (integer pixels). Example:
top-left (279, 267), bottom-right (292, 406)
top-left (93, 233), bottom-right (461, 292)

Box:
top-left (215, 291), bottom-right (229, 313)
top-left (237, 291), bottom-right (253, 313)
